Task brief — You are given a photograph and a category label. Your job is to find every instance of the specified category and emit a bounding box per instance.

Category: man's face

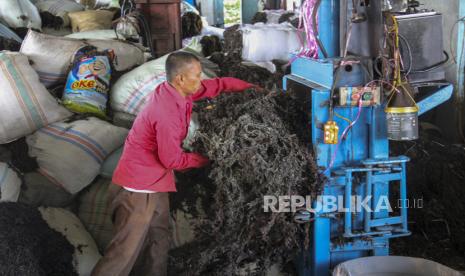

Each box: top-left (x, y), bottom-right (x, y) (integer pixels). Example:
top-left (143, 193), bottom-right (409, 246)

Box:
top-left (178, 61), bottom-right (202, 96)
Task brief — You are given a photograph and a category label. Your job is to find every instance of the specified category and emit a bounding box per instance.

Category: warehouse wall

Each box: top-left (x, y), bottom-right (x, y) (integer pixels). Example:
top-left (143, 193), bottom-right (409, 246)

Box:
top-left (242, 0), bottom-right (259, 23)
top-left (417, 0), bottom-right (461, 141)
top-left (421, 0), bottom-right (459, 84)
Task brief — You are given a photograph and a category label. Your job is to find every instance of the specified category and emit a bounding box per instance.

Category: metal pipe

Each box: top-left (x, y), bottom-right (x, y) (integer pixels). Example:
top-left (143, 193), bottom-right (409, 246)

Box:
top-left (318, 0), bottom-right (340, 58)
top-left (344, 171), bottom-right (353, 236)
top-left (400, 162), bottom-right (408, 231)
top-left (364, 169), bottom-right (373, 232)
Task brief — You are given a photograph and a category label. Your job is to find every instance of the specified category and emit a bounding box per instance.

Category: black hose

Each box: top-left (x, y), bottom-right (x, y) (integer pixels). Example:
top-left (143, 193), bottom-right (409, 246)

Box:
top-left (135, 12), bottom-right (155, 58)
top-left (312, 0), bottom-right (328, 58)
top-left (399, 33), bottom-right (413, 76)
top-left (411, 51), bottom-right (449, 73)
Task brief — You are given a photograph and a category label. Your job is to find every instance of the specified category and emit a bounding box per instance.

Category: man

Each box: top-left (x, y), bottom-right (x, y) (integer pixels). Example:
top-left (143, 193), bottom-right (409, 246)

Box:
top-left (92, 51), bottom-right (255, 276)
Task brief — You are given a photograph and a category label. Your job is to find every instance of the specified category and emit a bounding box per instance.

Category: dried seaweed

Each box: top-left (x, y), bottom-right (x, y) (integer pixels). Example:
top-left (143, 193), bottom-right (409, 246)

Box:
top-left (12, 27), bottom-right (30, 39)
top-left (209, 53), bottom-right (287, 90)
top-left (251, 12), bottom-right (267, 24)
top-left (223, 63), bottom-right (278, 90)
top-left (0, 36), bottom-right (21, 51)
top-left (169, 89), bottom-right (322, 275)
top-left (278, 13), bottom-right (295, 24)
top-left (4, 137), bottom-right (38, 173)
top-left (40, 11), bottom-right (64, 29)
top-left (0, 202), bottom-right (77, 276)
top-left (199, 35), bottom-right (222, 57)
top-left (222, 24), bottom-right (243, 61)
top-left (171, 168), bottom-right (215, 218)
top-left (182, 12), bottom-right (203, 39)
top-left (390, 135), bottom-right (465, 271)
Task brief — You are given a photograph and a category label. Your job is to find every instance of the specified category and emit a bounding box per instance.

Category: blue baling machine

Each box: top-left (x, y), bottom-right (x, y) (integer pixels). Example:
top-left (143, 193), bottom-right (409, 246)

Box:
top-left (282, 0), bottom-right (454, 275)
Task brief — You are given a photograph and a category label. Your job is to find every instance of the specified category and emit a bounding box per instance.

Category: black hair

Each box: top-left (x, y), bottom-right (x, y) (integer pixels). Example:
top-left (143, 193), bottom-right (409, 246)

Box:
top-left (165, 51), bottom-right (200, 83)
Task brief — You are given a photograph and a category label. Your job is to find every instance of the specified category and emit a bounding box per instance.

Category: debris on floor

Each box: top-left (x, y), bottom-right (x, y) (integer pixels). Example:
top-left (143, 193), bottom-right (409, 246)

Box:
top-left (390, 135), bottom-right (465, 271)
top-left (0, 202), bottom-right (77, 276)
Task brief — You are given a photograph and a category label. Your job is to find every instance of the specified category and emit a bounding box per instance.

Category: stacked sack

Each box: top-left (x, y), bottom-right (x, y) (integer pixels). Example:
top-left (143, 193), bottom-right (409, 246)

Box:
top-left (35, 0), bottom-right (85, 29)
top-left (0, 49), bottom-right (120, 275)
top-left (0, 4), bottom-right (213, 269)
top-left (0, 0), bottom-right (42, 30)
top-left (20, 30), bottom-right (146, 88)
top-left (241, 23), bottom-right (301, 62)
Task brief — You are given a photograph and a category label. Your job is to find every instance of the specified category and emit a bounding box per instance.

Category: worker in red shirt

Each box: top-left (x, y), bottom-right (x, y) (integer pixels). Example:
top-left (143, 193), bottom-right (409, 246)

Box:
top-left (92, 51), bottom-right (255, 276)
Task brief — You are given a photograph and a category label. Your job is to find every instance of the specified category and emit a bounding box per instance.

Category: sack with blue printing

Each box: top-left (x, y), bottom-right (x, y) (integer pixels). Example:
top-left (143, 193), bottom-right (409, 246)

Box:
top-left (63, 46), bottom-right (114, 118)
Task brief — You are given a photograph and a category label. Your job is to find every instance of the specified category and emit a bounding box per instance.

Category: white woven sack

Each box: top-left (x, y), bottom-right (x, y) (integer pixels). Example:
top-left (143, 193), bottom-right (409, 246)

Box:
top-left (263, 9), bottom-right (287, 24)
top-left (0, 0), bottom-right (41, 30)
top-left (0, 162), bottom-right (21, 202)
top-left (111, 51), bottom-right (216, 115)
top-left (27, 117), bottom-right (128, 194)
top-left (241, 23), bottom-right (300, 62)
top-left (39, 207), bottom-right (102, 276)
top-left (66, 29), bottom-right (122, 40)
top-left (20, 30), bottom-right (147, 88)
top-left (94, 0), bottom-right (119, 9)
top-left (110, 54), bottom-right (169, 115)
top-left (0, 22), bottom-right (22, 43)
top-left (86, 38), bottom-right (146, 71)
top-left (35, 0), bottom-right (84, 27)
top-left (0, 52), bottom-right (72, 144)
top-left (20, 30), bottom-right (85, 88)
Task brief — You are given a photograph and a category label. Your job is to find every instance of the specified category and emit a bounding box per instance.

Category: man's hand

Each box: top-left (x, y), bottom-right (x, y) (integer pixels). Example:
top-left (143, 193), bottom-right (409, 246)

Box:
top-left (195, 154), bottom-right (210, 167)
top-left (252, 85), bottom-right (265, 92)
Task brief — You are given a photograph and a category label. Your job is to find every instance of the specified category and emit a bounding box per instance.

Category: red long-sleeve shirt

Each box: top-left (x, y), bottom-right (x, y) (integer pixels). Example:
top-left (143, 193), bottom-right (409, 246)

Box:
top-left (112, 77), bottom-right (253, 192)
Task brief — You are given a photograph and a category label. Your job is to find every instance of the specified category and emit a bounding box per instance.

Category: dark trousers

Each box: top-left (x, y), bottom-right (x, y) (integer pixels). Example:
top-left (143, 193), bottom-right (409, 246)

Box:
top-left (92, 184), bottom-right (171, 276)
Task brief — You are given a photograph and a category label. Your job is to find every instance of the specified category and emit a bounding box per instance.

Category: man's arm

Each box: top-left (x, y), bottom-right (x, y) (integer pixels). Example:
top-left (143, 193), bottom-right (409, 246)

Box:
top-left (156, 117), bottom-right (208, 170)
top-left (192, 77), bottom-right (254, 101)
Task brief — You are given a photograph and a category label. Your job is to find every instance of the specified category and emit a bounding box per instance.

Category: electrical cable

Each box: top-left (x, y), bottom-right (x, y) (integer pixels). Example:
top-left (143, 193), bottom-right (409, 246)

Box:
top-left (449, 16), bottom-right (465, 64)
top-left (457, 16), bottom-right (465, 142)
top-left (398, 33), bottom-right (413, 76)
top-left (134, 11), bottom-right (155, 57)
top-left (334, 112), bottom-right (352, 124)
top-left (411, 51), bottom-right (449, 73)
top-left (291, 0), bottom-right (319, 60)
top-left (323, 79), bottom-right (402, 175)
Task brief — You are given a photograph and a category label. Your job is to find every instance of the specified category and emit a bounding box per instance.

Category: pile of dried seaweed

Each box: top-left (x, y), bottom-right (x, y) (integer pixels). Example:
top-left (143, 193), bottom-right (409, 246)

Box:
top-left (182, 12), bottom-right (203, 39)
top-left (251, 12), bottom-right (267, 24)
top-left (223, 61), bottom-right (281, 89)
top-left (199, 35), bottom-right (222, 57)
top-left (0, 202), bottom-right (77, 276)
top-left (209, 51), bottom-right (289, 90)
top-left (169, 89), bottom-right (321, 275)
top-left (0, 36), bottom-right (21, 51)
top-left (278, 13), bottom-right (299, 28)
top-left (40, 11), bottom-right (64, 29)
top-left (222, 24), bottom-right (243, 60)
top-left (171, 168), bottom-right (215, 217)
top-left (390, 134), bottom-right (465, 270)
top-left (4, 137), bottom-right (38, 173)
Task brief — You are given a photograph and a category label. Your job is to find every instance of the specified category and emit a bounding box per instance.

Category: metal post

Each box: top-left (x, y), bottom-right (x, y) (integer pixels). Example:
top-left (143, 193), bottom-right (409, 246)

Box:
top-left (318, 0), bottom-right (340, 58)
top-left (400, 162), bottom-right (408, 231)
top-left (456, 0), bottom-right (465, 103)
top-left (365, 169), bottom-right (373, 232)
top-left (344, 171), bottom-right (352, 236)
